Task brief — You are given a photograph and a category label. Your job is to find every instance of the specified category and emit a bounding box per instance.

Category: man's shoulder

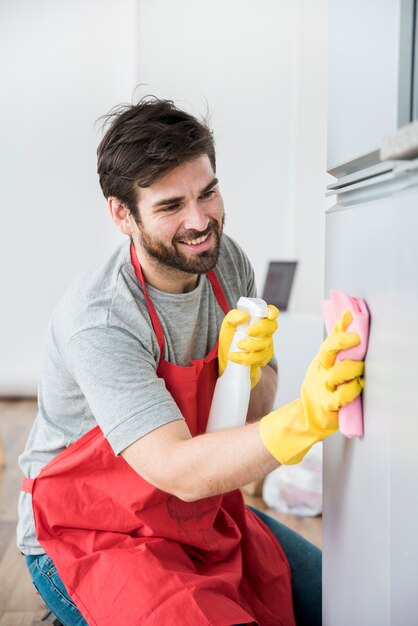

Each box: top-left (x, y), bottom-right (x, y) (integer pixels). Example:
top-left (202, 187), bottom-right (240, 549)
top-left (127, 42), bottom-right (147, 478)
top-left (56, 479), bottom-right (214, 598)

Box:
top-left (217, 233), bottom-right (252, 275)
top-left (219, 232), bottom-right (243, 254)
top-left (64, 240), bottom-right (130, 298)
top-left (215, 233), bottom-right (256, 305)
top-left (51, 240), bottom-right (138, 337)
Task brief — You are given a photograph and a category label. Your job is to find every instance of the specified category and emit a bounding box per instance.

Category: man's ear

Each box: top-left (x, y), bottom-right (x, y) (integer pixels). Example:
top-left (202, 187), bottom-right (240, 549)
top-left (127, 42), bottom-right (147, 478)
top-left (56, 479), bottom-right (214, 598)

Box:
top-left (108, 197), bottom-right (135, 235)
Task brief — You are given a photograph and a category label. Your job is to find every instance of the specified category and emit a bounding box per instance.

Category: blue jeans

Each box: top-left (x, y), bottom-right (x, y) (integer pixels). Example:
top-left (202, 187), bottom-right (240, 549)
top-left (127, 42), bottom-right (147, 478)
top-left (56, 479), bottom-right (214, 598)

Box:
top-left (25, 507), bottom-right (321, 626)
top-left (25, 553), bottom-right (88, 626)
top-left (247, 506), bottom-right (321, 626)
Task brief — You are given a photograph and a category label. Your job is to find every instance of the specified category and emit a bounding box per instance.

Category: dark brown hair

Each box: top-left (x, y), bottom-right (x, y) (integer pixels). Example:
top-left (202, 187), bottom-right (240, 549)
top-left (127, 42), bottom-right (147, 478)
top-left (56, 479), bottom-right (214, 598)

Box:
top-left (97, 96), bottom-right (216, 220)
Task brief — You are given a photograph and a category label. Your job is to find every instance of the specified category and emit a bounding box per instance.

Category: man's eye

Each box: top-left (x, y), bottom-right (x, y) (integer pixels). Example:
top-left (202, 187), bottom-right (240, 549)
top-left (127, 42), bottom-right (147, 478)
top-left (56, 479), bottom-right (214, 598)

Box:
top-left (161, 204), bottom-right (181, 213)
top-left (200, 190), bottom-right (216, 200)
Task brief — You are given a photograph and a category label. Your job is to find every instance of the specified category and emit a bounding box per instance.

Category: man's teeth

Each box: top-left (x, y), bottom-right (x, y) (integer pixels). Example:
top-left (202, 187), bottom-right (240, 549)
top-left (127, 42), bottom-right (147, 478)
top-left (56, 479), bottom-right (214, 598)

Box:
top-left (181, 233), bottom-right (209, 246)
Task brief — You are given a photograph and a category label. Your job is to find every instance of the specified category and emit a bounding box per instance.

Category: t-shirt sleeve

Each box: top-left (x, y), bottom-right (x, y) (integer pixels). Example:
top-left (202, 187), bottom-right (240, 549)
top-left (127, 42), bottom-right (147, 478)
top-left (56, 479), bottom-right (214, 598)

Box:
top-left (66, 326), bottom-right (184, 455)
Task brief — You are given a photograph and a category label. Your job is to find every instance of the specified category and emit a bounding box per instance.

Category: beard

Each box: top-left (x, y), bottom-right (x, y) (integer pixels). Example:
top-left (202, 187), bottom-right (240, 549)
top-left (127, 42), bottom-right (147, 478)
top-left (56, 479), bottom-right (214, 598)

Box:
top-left (137, 216), bottom-right (224, 275)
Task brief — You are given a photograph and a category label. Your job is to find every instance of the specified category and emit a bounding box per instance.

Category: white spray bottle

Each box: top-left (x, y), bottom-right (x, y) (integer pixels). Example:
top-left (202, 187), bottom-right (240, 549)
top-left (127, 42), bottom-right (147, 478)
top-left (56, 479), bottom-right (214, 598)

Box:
top-left (206, 296), bottom-right (268, 432)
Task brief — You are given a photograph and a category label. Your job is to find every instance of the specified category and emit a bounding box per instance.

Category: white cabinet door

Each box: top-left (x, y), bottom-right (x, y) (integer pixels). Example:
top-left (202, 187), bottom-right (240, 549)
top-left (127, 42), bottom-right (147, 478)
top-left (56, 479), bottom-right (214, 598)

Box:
top-left (323, 173), bottom-right (418, 625)
top-left (327, 0), bottom-right (414, 172)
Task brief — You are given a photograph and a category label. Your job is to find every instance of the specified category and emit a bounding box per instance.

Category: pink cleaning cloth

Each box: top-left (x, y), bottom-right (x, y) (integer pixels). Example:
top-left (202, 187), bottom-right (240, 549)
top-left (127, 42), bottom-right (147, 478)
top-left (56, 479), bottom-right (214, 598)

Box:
top-left (321, 291), bottom-right (370, 438)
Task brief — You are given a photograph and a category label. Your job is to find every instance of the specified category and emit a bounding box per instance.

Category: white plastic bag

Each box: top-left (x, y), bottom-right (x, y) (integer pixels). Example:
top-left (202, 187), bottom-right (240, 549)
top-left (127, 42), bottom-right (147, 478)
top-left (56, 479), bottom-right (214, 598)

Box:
top-left (262, 443), bottom-right (322, 516)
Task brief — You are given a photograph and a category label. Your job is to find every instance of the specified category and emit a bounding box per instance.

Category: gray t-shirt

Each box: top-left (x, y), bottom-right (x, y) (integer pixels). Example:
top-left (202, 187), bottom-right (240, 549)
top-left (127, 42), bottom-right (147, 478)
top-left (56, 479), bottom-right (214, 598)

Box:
top-left (17, 234), bottom-right (257, 554)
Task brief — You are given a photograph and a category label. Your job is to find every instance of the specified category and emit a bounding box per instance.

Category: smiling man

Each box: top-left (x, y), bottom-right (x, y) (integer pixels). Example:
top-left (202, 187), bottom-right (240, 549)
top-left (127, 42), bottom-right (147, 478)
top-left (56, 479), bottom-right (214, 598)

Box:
top-left (111, 156), bottom-right (224, 291)
top-left (18, 97), bottom-right (364, 626)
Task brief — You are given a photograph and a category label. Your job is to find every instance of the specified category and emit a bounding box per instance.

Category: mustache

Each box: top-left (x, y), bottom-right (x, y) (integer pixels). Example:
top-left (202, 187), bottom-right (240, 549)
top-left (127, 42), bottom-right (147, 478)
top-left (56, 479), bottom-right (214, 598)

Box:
top-left (174, 220), bottom-right (218, 243)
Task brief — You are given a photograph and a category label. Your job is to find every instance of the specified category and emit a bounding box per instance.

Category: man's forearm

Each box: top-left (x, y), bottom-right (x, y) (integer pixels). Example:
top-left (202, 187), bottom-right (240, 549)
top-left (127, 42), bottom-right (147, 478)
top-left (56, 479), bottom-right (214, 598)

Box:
top-left (122, 414), bottom-right (280, 503)
top-left (122, 365), bottom-right (280, 502)
top-left (159, 421), bottom-right (280, 502)
top-left (246, 363), bottom-right (278, 423)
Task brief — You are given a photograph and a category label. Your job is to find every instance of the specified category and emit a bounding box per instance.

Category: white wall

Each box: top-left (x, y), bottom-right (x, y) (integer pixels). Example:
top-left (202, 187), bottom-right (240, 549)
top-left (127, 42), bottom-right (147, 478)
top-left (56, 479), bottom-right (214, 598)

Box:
top-left (0, 0), bottom-right (136, 395)
top-left (0, 0), bottom-right (328, 395)
top-left (289, 0), bottom-right (330, 312)
top-left (135, 0), bottom-right (329, 312)
top-left (135, 0), bottom-right (297, 290)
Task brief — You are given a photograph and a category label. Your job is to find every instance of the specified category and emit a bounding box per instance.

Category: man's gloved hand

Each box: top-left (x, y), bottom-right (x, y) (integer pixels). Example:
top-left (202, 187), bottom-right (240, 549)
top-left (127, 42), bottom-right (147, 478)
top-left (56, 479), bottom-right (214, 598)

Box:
top-left (259, 310), bottom-right (364, 464)
top-left (218, 305), bottom-right (279, 389)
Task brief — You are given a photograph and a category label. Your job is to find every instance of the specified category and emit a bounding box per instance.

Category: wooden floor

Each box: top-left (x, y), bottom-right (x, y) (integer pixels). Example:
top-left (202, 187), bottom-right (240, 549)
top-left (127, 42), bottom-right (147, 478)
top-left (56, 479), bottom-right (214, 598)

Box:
top-left (0, 400), bottom-right (47, 625)
top-left (0, 399), bottom-right (322, 624)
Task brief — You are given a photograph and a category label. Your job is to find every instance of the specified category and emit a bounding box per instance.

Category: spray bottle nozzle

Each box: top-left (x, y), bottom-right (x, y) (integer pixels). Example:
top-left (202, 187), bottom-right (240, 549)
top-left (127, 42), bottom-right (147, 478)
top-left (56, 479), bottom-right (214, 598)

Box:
top-left (237, 297), bottom-right (268, 320)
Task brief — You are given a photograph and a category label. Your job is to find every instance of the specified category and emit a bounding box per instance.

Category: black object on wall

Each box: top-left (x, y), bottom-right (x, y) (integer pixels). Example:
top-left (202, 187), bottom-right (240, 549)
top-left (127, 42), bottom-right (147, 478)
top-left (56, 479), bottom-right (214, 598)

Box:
top-left (261, 261), bottom-right (297, 312)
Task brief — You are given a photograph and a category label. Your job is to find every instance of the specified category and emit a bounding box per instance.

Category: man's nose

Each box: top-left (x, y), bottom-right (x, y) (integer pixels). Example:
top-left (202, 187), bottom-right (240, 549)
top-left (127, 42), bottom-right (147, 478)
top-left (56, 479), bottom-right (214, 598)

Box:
top-left (183, 202), bottom-right (209, 232)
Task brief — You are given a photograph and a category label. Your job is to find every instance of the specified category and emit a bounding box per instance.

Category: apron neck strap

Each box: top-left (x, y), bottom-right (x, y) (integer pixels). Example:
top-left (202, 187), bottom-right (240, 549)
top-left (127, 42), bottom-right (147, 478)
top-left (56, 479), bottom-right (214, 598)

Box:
top-left (206, 270), bottom-right (230, 315)
top-left (130, 243), bottom-right (231, 356)
top-left (130, 243), bottom-right (165, 354)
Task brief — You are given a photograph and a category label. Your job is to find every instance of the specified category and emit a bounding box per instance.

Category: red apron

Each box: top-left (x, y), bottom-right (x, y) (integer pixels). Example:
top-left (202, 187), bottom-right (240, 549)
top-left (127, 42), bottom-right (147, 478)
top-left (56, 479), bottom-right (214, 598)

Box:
top-left (22, 244), bottom-right (295, 626)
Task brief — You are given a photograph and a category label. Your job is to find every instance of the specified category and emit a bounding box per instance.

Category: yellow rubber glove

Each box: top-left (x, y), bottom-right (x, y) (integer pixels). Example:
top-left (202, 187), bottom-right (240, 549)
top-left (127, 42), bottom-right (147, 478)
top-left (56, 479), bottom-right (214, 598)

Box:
top-left (259, 310), bottom-right (364, 464)
top-left (218, 305), bottom-right (279, 389)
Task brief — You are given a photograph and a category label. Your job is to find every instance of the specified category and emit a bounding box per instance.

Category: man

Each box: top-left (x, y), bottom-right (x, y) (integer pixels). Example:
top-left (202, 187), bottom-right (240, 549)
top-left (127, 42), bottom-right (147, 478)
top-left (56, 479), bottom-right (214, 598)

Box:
top-left (18, 97), bottom-right (364, 626)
